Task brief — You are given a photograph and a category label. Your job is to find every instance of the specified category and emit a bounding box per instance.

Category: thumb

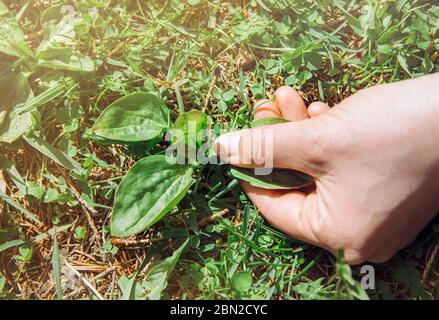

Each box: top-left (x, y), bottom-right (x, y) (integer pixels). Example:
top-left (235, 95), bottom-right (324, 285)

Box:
top-left (215, 118), bottom-right (331, 176)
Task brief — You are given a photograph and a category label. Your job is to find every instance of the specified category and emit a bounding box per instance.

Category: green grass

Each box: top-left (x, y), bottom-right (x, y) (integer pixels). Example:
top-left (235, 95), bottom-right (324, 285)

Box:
top-left (0, 0), bottom-right (438, 300)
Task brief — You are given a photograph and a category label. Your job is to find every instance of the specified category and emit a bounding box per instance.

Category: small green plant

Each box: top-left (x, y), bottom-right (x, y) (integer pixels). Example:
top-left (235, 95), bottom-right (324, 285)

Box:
top-left (91, 94), bottom-right (314, 237)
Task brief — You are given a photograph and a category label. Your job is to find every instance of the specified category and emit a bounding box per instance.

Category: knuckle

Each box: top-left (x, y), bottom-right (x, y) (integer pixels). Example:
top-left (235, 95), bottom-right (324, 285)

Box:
top-left (324, 228), bottom-right (372, 264)
top-left (302, 120), bottom-right (337, 170)
top-left (343, 247), bottom-right (368, 265)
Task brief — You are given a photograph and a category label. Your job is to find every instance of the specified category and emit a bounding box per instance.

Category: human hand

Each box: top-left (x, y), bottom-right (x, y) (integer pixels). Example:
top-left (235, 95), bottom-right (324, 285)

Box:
top-left (215, 73), bottom-right (439, 264)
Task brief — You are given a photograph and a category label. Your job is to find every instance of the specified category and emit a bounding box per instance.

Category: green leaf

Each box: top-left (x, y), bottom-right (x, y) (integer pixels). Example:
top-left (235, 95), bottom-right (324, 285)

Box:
top-left (0, 73), bottom-right (30, 124)
top-left (13, 78), bottom-right (75, 115)
top-left (188, 0), bottom-right (202, 6)
top-left (33, 224), bottom-right (72, 242)
top-left (0, 239), bottom-right (26, 254)
top-left (377, 25), bottom-right (400, 44)
top-left (52, 229), bottom-right (63, 299)
top-left (172, 110), bottom-right (208, 148)
top-left (251, 117), bottom-right (289, 128)
top-left (334, 0), bottom-right (363, 36)
top-left (232, 271), bottom-right (253, 293)
top-left (143, 239), bottom-right (189, 300)
top-left (0, 154), bottom-right (26, 196)
top-left (38, 5), bottom-right (78, 51)
top-left (0, 14), bottom-right (33, 58)
top-left (37, 47), bottom-right (95, 73)
top-left (26, 181), bottom-right (44, 200)
top-left (230, 167), bottom-right (313, 190)
top-left (0, 189), bottom-right (42, 225)
top-left (0, 110), bottom-right (33, 144)
top-left (111, 155), bottom-right (193, 237)
top-left (0, 73), bottom-right (34, 143)
top-left (24, 132), bottom-right (84, 174)
top-left (397, 55), bottom-right (412, 77)
top-left (92, 93), bottom-right (170, 143)
top-left (119, 275), bottom-right (143, 300)
top-left (0, 1), bottom-right (9, 16)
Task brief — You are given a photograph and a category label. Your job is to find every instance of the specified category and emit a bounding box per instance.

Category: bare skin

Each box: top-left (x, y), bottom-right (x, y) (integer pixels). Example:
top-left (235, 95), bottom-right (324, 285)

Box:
top-left (215, 73), bottom-right (439, 264)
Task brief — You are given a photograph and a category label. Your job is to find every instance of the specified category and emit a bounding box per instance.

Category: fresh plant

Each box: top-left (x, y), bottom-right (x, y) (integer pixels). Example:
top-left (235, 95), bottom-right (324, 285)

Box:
top-left (91, 94), bottom-right (315, 238)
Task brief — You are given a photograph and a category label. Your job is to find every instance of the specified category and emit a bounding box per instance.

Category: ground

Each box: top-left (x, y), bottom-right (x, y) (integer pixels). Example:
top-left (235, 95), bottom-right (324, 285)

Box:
top-left (0, 0), bottom-right (438, 300)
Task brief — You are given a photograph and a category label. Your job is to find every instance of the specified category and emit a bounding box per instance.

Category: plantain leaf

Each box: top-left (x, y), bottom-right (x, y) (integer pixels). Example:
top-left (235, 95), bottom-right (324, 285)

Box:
top-left (230, 166), bottom-right (313, 190)
top-left (172, 110), bottom-right (208, 148)
top-left (143, 239), bottom-right (189, 300)
top-left (92, 93), bottom-right (169, 143)
top-left (111, 155), bottom-right (193, 237)
top-left (251, 117), bottom-right (289, 128)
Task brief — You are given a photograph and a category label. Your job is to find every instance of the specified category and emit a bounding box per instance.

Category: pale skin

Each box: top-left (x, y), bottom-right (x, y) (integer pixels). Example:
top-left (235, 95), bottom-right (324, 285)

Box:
top-left (215, 72), bottom-right (439, 264)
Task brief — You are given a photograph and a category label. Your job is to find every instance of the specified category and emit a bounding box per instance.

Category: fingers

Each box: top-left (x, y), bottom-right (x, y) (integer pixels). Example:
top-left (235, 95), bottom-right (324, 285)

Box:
top-left (216, 85), bottom-right (333, 174)
top-left (241, 182), bottom-right (320, 245)
top-left (308, 101), bottom-right (330, 117)
top-left (215, 119), bottom-right (326, 175)
top-left (253, 99), bottom-right (282, 120)
top-left (239, 86), bottom-right (324, 246)
top-left (274, 86), bottom-right (309, 121)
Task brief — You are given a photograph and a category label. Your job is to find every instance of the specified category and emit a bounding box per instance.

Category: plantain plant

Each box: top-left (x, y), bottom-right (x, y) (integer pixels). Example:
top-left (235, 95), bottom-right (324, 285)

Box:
top-left (92, 93), bottom-right (313, 238)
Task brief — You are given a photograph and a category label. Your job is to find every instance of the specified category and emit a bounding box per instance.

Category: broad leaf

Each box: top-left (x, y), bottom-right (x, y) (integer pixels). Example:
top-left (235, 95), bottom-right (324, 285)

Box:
top-left (172, 110), bottom-right (208, 147)
top-left (142, 239), bottom-right (189, 300)
top-left (92, 93), bottom-right (169, 143)
top-left (111, 155), bottom-right (193, 237)
top-left (230, 166), bottom-right (313, 190)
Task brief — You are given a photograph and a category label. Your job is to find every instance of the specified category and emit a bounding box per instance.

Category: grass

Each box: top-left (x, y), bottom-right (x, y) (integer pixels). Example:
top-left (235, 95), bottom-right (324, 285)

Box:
top-left (0, 0), bottom-right (438, 300)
